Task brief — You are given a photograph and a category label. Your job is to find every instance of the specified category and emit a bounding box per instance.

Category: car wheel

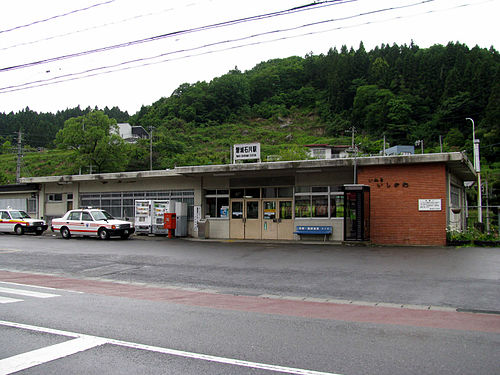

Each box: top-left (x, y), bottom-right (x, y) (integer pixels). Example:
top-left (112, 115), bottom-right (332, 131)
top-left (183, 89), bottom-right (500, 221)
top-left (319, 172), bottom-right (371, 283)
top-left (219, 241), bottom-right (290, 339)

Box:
top-left (98, 228), bottom-right (110, 240)
top-left (61, 227), bottom-right (71, 239)
top-left (35, 229), bottom-right (43, 236)
top-left (15, 225), bottom-right (24, 235)
top-left (120, 233), bottom-right (130, 240)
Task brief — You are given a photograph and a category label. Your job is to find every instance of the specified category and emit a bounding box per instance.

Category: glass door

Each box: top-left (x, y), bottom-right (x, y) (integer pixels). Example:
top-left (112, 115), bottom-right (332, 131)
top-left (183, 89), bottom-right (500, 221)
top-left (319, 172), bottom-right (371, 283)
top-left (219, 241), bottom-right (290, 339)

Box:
top-left (277, 200), bottom-right (293, 240)
top-left (229, 200), bottom-right (244, 239)
top-left (245, 199), bottom-right (261, 239)
top-left (262, 200), bottom-right (278, 240)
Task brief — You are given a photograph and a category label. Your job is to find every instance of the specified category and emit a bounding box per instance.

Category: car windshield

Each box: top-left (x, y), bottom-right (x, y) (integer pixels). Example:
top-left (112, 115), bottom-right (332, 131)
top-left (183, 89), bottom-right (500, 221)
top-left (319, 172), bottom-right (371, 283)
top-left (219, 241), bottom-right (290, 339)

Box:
top-left (10, 211), bottom-right (31, 219)
top-left (90, 210), bottom-right (114, 221)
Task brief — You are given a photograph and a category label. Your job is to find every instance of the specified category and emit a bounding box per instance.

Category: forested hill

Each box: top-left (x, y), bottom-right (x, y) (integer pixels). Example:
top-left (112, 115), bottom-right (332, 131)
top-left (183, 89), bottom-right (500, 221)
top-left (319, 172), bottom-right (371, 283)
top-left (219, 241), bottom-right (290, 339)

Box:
top-left (1, 41), bottom-right (499, 167)
top-left (131, 41), bottom-right (499, 163)
top-left (0, 106), bottom-right (129, 150)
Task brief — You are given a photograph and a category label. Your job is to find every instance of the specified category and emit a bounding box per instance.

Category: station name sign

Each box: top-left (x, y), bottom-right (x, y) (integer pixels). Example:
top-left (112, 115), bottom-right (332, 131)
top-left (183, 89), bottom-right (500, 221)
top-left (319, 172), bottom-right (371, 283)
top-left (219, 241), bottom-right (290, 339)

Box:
top-left (233, 143), bottom-right (260, 161)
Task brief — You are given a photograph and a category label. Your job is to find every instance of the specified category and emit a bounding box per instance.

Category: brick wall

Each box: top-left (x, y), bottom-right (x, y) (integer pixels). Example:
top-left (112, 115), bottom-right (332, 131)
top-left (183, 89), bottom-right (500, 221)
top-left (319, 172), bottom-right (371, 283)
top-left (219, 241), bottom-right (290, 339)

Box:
top-left (357, 163), bottom-right (447, 246)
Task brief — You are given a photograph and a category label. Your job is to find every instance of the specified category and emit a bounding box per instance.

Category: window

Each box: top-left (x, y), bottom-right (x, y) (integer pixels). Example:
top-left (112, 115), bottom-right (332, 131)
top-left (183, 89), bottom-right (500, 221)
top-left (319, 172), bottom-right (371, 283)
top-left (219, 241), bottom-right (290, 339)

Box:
top-left (311, 148), bottom-right (327, 159)
top-left (231, 201), bottom-right (243, 219)
top-left (10, 211), bottom-right (30, 219)
top-left (80, 190), bottom-right (195, 220)
top-left (82, 212), bottom-right (93, 221)
top-left (263, 201), bottom-right (276, 219)
top-left (205, 190), bottom-right (229, 218)
top-left (295, 186), bottom-right (344, 218)
top-left (262, 188), bottom-right (277, 198)
top-left (247, 201), bottom-right (259, 219)
top-left (47, 193), bottom-right (63, 202)
top-left (68, 212), bottom-right (81, 220)
top-left (1, 211), bottom-right (10, 219)
top-left (330, 194), bottom-right (344, 217)
top-left (312, 195), bottom-right (328, 217)
top-left (450, 185), bottom-right (461, 207)
top-left (27, 197), bottom-right (37, 214)
top-left (295, 196), bottom-right (311, 218)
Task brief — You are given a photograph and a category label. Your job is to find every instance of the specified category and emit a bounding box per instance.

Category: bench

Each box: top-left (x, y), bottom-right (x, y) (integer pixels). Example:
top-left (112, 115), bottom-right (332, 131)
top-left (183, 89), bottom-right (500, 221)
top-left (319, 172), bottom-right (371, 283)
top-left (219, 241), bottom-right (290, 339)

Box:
top-left (294, 226), bottom-right (332, 241)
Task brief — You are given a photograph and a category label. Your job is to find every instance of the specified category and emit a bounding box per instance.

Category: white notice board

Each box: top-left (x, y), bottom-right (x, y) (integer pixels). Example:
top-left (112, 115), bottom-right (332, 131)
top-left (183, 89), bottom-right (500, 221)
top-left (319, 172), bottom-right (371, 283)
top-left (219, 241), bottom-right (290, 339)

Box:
top-left (418, 199), bottom-right (442, 211)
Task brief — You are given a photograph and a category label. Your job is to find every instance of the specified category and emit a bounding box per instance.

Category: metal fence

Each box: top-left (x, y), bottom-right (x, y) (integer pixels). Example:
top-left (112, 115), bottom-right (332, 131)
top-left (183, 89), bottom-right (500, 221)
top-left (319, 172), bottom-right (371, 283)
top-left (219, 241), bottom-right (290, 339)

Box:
top-left (466, 205), bottom-right (499, 233)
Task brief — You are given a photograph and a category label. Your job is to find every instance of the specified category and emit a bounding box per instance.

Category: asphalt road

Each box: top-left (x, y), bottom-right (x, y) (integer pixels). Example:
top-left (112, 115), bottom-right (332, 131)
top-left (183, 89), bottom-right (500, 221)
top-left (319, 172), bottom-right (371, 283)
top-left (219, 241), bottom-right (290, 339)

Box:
top-left (0, 233), bottom-right (499, 374)
top-left (1, 233), bottom-right (499, 311)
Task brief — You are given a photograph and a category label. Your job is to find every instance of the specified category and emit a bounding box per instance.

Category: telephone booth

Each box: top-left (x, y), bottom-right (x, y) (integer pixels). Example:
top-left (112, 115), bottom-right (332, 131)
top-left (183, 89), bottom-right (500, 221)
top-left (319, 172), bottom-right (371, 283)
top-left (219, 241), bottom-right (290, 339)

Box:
top-left (342, 184), bottom-right (370, 242)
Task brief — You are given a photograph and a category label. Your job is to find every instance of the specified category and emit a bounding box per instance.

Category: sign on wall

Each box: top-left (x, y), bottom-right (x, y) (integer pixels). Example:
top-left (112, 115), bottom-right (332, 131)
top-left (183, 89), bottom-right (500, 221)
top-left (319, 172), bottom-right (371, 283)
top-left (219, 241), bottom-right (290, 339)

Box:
top-left (193, 205), bottom-right (201, 231)
top-left (418, 199), bottom-right (442, 211)
top-left (233, 143), bottom-right (260, 162)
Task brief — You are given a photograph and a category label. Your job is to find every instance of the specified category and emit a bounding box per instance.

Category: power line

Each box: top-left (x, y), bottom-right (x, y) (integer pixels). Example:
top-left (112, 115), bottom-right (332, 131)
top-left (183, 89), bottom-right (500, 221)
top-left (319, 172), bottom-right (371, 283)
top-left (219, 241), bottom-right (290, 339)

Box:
top-left (0, 0), bottom-right (353, 72)
top-left (0, 0), bottom-right (116, 34)
top-left (0, 2), bottom-right (209, 52)
top-left (1, 0), bottom-right (455, 93)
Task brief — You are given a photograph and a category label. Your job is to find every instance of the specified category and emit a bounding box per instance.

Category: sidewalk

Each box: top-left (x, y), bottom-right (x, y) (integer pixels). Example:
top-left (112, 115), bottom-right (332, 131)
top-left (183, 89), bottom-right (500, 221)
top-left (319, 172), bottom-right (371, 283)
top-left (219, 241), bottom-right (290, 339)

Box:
top-left (1, 270), bottom-right (499, 334)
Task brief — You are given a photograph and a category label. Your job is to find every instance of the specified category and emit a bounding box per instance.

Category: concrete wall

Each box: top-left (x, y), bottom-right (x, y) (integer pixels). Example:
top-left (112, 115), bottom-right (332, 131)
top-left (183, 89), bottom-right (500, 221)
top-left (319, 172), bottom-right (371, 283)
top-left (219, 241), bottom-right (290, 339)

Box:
top-left (358, 163), bottom-right (447, 246)
top-left (206, 218), bottom-right (229, 239)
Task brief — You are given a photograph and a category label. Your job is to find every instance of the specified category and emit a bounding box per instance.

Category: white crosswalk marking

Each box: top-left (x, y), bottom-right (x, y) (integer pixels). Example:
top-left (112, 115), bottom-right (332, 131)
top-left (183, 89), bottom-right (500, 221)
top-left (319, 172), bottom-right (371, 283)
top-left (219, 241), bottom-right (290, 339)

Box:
top-left (0, 336), bottom-right (107, 375)
top-left (0, 296), bottom-right (23, 304)
top-left (0, 320), bottom-right (341, 375)
top-left (0, 286), bottom-right (60, 304)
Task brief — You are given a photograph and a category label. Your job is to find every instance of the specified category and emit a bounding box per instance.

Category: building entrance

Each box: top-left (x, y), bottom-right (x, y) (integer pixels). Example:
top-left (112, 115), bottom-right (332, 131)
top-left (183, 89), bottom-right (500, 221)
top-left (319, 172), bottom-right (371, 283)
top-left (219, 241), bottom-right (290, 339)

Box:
top-left (229, 187), bottom-right (294, 240)
top-left (262, 200), bottom-right (293, 240)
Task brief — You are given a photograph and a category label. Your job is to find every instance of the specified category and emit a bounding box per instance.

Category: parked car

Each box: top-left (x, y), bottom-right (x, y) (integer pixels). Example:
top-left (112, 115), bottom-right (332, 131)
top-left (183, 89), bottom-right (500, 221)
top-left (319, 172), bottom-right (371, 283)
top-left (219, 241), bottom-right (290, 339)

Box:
top-left (0, 208), bottom-right (48, 235)
top-left (51, 208), bottom-right (135, 240)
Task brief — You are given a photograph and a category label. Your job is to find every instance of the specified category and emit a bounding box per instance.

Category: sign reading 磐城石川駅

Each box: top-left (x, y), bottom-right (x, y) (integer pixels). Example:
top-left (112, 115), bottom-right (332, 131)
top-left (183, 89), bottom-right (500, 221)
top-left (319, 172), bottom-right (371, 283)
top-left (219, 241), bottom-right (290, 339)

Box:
top-left (233, 143), bottom-right (260, 162)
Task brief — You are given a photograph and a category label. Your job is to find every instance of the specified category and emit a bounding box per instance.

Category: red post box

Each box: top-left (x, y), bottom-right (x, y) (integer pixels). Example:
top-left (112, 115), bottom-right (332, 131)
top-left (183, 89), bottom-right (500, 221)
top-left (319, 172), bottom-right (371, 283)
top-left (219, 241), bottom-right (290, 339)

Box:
top-left (163, 213), bottom-right (176, 238)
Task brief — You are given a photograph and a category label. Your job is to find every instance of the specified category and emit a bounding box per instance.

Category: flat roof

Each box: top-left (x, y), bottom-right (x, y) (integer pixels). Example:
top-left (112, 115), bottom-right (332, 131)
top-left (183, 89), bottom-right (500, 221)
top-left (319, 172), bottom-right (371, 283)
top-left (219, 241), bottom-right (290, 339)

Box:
top-left (19, 152), bottom-right (475, 184)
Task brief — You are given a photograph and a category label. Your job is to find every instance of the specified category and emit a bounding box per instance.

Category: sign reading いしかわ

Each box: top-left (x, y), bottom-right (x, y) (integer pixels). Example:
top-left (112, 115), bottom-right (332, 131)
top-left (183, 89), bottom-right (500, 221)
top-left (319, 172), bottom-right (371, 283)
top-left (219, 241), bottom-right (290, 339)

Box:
top-left (233, 143), bottom-right (260, 162)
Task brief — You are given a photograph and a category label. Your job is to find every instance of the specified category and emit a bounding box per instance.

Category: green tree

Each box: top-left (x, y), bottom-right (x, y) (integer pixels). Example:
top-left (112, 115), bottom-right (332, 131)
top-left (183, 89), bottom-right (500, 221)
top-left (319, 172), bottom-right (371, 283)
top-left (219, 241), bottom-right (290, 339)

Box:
top-left (1, 140), bottom-right (12, 154)
top-left (0, 169), bottom-right (9, 184)
top-left (444, 128), bottom-right (465, 150)
top-left (276, 144), bottom-right (310, 161)
top-left (55, 111), bottom-right (128, 173)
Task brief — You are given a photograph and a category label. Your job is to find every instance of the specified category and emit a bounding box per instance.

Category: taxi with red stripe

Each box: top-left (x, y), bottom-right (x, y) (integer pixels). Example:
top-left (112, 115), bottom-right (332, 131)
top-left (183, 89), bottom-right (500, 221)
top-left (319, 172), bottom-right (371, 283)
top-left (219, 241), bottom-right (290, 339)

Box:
top-left (0, 208), bottom-right (48, 235)
top-left (51, 208), bottom-right (134, 240)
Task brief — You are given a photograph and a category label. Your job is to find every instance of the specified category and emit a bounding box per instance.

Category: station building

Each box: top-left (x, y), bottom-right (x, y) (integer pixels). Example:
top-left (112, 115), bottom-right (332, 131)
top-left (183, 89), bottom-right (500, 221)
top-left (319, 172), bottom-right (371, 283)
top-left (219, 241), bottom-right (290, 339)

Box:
top-left (1, 152), bottom-right (475, 246)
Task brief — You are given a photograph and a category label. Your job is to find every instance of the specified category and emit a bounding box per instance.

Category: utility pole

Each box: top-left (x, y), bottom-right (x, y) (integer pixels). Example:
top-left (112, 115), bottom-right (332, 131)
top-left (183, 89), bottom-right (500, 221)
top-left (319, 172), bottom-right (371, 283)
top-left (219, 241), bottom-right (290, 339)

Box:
top-left (149, 127), bottom-right (153, 171)
top-left (466, 117), bottom-right (482, 225)
top-left (346, 126), bottom-right (357, 184)
top-left (16, 129), bottom-right (22, 183)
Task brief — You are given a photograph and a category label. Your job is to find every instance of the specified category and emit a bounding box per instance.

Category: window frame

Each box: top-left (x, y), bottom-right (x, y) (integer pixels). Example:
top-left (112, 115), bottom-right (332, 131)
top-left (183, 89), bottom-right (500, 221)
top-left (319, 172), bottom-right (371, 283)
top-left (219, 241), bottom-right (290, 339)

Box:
top-left (294, 186), bottom-right (344, 219)
top-left (204, 189), bottom-right (230, 219)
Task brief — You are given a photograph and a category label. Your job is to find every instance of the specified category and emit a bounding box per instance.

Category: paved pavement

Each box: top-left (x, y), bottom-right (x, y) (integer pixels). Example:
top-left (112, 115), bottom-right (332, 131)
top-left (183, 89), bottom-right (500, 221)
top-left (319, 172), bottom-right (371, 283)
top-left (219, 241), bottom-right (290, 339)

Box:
top-left (1, 234), bottom-right (499, 374)
top-left (1, 233), bottom-right (500, 312)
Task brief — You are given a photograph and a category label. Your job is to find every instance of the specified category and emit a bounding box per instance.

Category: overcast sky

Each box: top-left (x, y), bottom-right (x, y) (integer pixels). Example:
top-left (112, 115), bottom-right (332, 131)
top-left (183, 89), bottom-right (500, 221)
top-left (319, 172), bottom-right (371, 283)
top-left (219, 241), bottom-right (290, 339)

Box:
top-left (1, 0), bottom-right (498, 115)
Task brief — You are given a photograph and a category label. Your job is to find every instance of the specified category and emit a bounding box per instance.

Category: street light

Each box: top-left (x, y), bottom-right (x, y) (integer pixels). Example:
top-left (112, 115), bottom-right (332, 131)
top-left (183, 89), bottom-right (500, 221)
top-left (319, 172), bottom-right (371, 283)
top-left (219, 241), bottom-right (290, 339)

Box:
top-left (466, 117), bottom-right (482, 224)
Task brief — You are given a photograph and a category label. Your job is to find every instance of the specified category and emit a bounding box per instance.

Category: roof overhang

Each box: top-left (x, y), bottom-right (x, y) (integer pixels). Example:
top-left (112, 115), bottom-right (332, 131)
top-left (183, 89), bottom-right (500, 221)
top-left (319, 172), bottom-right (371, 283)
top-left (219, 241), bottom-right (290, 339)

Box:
top-left (175, 152), bottom-right (476, 181)
top-left (19, 152), bottom-right (476, 184)
top-left (19, 170), bottom-right (181, 184)
top-left (0, 183), bottom-right (40, 193)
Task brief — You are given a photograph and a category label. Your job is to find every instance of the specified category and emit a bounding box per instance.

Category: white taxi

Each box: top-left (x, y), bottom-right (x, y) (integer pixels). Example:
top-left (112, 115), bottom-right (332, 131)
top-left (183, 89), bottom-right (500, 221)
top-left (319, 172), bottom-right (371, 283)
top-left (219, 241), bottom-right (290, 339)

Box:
top-left (0, 208), bottom-right (48, 235)
top-left (51, 208), bottom-right (135, 240)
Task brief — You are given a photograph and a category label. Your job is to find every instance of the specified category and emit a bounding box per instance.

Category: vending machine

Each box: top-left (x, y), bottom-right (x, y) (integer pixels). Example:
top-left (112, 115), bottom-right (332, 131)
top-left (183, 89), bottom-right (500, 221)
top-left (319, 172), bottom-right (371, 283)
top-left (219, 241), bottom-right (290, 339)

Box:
top-left (134, 200), bottom-right (152, 234)
top-left (152, 200), bottom-right (175, 235)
